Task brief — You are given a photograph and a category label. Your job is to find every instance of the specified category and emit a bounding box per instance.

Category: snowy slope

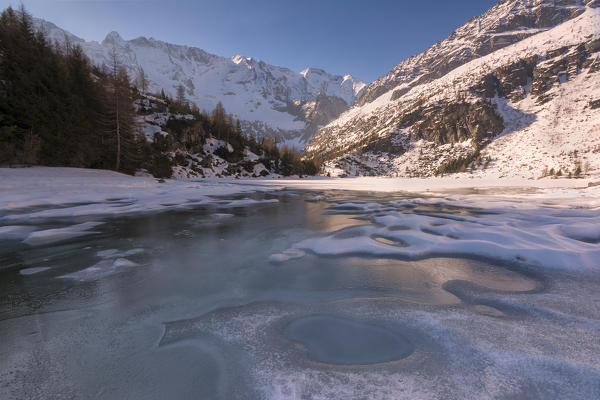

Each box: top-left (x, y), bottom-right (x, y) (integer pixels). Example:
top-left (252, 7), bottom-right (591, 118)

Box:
top-left (307, 1), bottom-right (600, 179)
top-left (34, 19), bottom-right (365, 146)
top-left (356, 0), bottom-right (590, 107)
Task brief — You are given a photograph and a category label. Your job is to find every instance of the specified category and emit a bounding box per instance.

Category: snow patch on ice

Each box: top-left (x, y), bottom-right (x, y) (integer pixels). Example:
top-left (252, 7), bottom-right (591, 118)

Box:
top-left (0, 225), bottom-right (36, 240)
top-left (22, 222), bottom-right (104, 246)
top-left (97, 248), bottom-right (145, 259)
top-left (289, 198), bottom-right (600, 273)
top-left (218, 198), bottom-right (279, 208)
top-left (19, 267), bottom-right (51, 275)
top-left (210, 213), bottom-right (234, 219)
top-left (60, 257), bottom-right (139, 281)
top-left (268, 249), bottom-right (306, 263)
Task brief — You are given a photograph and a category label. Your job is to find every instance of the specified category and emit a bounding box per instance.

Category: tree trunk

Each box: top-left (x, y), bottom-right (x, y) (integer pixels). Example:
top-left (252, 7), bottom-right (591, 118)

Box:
top-left (115, 91), bottom-right (121, 171)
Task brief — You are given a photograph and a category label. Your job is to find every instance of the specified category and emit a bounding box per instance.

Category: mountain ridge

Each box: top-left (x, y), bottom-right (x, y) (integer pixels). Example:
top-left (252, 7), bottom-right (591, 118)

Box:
top-left (33, 18), bottom-right (366, 147)
top-left (306, 0), bottom-right (600, 179)
top-left (355, 0), bottom-right (592, 108)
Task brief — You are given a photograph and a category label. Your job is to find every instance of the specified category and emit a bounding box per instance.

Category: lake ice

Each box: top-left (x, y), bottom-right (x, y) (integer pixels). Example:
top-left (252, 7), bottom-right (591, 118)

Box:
top-left (1, 188), bottom-right (599, 399)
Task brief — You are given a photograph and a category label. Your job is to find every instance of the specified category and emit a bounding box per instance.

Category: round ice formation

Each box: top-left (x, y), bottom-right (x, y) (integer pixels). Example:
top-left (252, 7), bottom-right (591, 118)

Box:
top-left (283, 315), bottom-right (413, 365)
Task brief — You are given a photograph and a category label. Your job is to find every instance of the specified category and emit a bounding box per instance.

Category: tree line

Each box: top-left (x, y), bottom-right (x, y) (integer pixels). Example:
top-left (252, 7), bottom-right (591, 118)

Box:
top-left (0, 6), bottom-right (143, 173)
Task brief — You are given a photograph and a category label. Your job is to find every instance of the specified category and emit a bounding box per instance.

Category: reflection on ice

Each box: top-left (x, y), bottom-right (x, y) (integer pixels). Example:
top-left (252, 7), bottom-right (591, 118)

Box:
top-left (320, 256), bottom-right (539, 305)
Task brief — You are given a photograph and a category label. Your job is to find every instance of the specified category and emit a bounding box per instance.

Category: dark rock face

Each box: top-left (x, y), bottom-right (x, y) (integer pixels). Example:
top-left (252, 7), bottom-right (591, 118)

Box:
top-left (305, 94), bottom-right (349, 131)
top-left (270, 93), bottom-right (351, 143)
top-left (412, 101), bottom-right (504, 145)
top-left (531, 42), bottom-right (597, 104)
top-left (357, 0), bottom-right (587, 107)
top-left (362, 135), bottom-right (405, 155)
top-left (470, 57), bottom-right (537, 101)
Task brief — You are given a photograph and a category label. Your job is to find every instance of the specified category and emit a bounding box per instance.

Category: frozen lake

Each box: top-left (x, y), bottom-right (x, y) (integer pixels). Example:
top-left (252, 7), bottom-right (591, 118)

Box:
top-left (1, 189), bottom-right (599, 399)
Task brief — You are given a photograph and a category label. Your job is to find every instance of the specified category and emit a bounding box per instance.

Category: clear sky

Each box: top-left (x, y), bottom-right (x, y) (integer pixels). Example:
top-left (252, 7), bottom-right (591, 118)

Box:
top-left (1, 0), bottom-right (498, 83)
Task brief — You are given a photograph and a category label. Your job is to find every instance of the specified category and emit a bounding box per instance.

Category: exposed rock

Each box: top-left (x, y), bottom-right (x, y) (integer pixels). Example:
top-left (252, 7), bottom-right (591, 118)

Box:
top-left (412, 101), bottom-right (504, 145)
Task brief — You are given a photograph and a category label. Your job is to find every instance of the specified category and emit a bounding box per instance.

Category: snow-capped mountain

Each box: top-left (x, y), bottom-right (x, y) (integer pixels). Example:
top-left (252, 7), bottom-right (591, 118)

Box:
top-left (307, 0), bottom-right (600, 179)
top-left (34, 19), bottom-right (366, 146)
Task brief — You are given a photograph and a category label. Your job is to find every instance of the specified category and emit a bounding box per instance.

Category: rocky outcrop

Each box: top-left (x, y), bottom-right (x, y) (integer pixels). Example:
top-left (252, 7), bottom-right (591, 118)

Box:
top-left (412, 101), bottom-right (504, 145)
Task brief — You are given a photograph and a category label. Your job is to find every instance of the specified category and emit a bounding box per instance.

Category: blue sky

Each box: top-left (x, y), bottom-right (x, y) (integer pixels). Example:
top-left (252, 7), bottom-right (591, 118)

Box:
top-left (2, 0), bottom-right (498, 83)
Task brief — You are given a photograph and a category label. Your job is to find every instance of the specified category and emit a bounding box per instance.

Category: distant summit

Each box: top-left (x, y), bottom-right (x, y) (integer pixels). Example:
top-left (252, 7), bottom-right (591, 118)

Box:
top-left (102, 31), bottom-right (124, 45)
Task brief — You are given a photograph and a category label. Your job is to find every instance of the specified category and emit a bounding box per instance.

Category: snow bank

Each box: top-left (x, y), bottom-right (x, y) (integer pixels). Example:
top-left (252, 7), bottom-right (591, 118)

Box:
top-left (0, 167), bottom-right (275, 222)
top-left (237, 175), bottom-right (600, 207)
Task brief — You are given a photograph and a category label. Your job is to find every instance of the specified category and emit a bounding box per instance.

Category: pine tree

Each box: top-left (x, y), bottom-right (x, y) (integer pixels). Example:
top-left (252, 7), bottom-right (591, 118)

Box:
top-left (136, 66), bottom-right (148, 94)
top-left (104, 49), bottom-right (139, 172)
top-left (176, 84), bottom-right (186, 105)
top-left (211, 101), bottom-right (226, 140)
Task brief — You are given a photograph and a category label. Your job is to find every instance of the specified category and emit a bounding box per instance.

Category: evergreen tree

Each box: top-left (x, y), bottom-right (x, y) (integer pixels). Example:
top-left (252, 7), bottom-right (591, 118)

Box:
top-left (211, 101), bottom-right (226, 139)
top-left (176, 84), bottom-right (186, 105)
top-left (104, 54), bottom-right (139, 173)
top-left (136, 66), bottom-right (148, 94)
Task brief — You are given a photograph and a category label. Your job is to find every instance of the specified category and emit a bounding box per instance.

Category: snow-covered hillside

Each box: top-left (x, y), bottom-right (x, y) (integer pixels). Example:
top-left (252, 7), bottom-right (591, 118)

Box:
top-left (356, 0), bottom-right (591, 107)
top-left (307, 0), bottom-right (600, 179)
top-left (34, 19), bottom-right (365, 147)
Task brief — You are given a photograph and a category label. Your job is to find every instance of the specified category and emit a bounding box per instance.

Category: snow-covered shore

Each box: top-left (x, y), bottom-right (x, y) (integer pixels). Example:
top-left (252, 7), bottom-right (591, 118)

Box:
top-left (240, 175), bottom-right (594, 192)
top-left (1, 167), bottom-right (599, 221)
top-left (0, 167), bottom-right (274, 221)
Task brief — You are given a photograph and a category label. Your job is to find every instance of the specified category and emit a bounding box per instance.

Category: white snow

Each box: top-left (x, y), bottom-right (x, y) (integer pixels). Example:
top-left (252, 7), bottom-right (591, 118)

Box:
top-left (240, 175), bottom-right (596, 196)
top-left (22, 222), bottom-right (104, 246)
top-left (289, 203), bottom-right (600, 273)
top-left (245, 176), bottom-right (600, 273)
top-left (59, 257), bottom-right (139, 281)
top-left (19, 267), bottom-right (51, 275)
top-left (0, 167), bottom-right (274, 222)
top-left (268, 249), bottom-right (306, 263)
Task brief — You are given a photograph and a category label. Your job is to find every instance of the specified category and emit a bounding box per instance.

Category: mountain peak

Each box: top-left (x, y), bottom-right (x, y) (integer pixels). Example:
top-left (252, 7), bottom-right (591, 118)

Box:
top-left (301, 67), bottom-right (327, 78)
top-left (102, 31), bottom-right (124, 45)
top-left (232, 54), bottom-right (252, 65)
